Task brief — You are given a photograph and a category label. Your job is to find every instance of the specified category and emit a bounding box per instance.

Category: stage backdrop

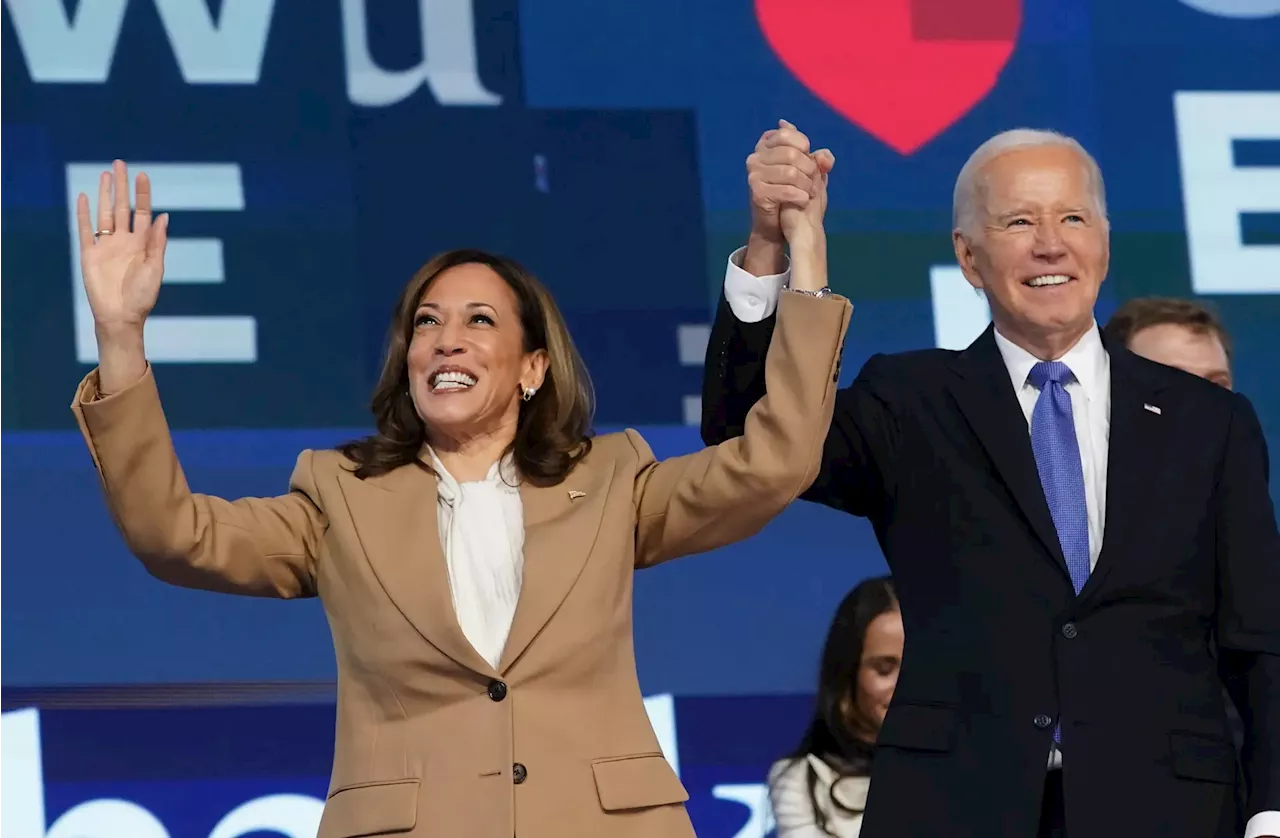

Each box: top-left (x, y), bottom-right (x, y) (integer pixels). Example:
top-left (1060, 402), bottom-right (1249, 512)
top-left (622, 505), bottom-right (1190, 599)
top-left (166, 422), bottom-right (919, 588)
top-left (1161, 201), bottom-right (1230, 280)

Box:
top-left (2, 0), bottom-right (1277, 835)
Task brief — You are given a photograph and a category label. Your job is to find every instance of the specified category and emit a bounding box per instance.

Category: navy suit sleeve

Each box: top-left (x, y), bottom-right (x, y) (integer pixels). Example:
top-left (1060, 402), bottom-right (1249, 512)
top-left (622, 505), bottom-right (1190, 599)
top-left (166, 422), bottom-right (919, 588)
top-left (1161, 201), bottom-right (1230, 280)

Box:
top-left (1213, 391), bottom-right (1280, 819)
top-left (700, 293), bottom-right (898, 520)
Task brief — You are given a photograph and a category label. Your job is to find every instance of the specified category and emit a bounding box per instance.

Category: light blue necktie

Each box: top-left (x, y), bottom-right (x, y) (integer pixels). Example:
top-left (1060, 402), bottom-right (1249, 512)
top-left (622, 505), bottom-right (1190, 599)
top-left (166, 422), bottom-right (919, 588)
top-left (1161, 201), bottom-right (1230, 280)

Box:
top-left (1028, 361), bottom-right (1090, 745)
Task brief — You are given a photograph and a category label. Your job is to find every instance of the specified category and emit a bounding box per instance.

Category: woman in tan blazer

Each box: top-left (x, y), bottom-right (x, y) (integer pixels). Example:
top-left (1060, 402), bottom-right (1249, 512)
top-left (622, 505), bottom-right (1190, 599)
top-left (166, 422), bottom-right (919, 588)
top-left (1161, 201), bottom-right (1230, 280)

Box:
top-left (70, 155), bottom-right (848, 838)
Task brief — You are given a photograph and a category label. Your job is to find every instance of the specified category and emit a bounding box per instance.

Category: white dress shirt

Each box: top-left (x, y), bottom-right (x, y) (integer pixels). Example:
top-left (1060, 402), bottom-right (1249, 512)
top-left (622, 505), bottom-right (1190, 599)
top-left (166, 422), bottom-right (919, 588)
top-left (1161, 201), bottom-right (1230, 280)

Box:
top-left (768, 754), bottom-right (870, 838)
top-left (724, 249), bottom-right (1280, 838)
top-left (428, 448), bottom-right (525, 671)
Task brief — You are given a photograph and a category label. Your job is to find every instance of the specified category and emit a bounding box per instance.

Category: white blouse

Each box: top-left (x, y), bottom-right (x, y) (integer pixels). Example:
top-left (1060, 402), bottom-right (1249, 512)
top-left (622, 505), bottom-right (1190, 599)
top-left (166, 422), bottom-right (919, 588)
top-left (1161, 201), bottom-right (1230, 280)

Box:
top-left (428, 449), bottom-right (525, 670)
top-left (768, 754), bottom-right (870, 838)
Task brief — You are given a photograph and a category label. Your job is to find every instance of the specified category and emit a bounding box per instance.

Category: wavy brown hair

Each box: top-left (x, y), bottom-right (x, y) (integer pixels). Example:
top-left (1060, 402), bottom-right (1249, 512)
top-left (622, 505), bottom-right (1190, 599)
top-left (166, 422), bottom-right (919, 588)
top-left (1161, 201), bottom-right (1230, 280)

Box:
top-left (339, 249), bottom-right (594, 484)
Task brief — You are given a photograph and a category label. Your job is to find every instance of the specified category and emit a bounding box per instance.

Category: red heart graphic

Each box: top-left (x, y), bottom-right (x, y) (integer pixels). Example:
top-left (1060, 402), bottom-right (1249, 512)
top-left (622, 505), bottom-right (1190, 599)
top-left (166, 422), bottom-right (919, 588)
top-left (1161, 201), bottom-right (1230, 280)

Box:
top-left (756, 0), bottom-right (1022, 154)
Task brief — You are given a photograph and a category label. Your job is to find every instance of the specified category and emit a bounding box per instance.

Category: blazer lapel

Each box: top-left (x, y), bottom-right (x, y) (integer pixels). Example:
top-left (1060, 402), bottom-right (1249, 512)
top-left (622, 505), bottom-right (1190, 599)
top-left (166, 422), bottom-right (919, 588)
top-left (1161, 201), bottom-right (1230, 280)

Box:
top-left (336, 461), bottom-right (495, 676)
top-left (499, 466), bottom-right (610, 673)
top-left (1079, 346), bottom-right (1170, 603)
top-left (948, 326), bottom-right (1070, 578)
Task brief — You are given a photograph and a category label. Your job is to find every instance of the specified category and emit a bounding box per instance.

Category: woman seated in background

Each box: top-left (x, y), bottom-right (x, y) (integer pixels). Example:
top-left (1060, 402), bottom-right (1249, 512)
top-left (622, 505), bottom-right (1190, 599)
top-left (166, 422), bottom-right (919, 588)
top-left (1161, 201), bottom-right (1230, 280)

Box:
top-left (769, 576), bottom-right (902, 838)
top-left (70, 157), bottom-right (847, 838)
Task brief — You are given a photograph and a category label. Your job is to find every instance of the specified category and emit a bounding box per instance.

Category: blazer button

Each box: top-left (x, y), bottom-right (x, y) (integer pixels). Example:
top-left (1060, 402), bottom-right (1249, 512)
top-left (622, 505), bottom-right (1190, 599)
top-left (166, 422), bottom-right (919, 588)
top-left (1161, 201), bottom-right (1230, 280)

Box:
top-left (1033, 714), bottom-right (1054, 730)
top-left (512, 762), bottom-right (527, 784)
top-left (1061, 622), bottom-right (1078, 639)
top-left (487, 679), bottom-right (508, 701)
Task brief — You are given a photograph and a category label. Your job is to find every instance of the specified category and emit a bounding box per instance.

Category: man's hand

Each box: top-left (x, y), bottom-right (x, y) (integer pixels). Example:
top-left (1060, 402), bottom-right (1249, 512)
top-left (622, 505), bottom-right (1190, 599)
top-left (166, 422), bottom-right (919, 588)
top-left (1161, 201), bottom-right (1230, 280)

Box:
top-left (743, 120), bottom-right (835, 277)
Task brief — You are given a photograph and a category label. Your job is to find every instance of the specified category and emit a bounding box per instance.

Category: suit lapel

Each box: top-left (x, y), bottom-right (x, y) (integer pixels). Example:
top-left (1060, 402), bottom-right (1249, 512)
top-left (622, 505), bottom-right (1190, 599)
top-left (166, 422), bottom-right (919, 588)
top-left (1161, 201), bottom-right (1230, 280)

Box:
top-left (499, 465), bottom-right (610, 673)
top-left (948, 326), bottom-right (1070, 577)
top-left (1080, 346), bottom-right (1169, 603)
top-left (336, 461), bottom-right (495, 676)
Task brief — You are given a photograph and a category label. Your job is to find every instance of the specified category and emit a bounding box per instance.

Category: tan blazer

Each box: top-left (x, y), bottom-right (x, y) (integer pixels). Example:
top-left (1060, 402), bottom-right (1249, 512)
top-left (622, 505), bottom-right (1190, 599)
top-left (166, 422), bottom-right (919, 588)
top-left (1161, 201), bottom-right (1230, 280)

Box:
top-left (71, 291), bottom-right (851, 838)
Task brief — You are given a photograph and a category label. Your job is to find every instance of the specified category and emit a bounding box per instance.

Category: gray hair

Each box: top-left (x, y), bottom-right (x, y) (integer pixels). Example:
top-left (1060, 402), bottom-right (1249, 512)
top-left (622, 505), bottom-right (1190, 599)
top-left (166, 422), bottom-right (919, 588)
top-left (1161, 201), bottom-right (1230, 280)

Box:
top-left (952, 129), bottom-right (1108, 235)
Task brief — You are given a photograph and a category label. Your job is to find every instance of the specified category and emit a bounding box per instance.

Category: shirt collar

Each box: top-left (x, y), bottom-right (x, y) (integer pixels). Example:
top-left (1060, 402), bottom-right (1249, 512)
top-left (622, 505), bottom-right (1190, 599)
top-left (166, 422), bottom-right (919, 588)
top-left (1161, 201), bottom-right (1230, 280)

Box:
top-left (426, 446), bottom-right (520, 503)
top-left (992, 321), bottom-right (1108, 401)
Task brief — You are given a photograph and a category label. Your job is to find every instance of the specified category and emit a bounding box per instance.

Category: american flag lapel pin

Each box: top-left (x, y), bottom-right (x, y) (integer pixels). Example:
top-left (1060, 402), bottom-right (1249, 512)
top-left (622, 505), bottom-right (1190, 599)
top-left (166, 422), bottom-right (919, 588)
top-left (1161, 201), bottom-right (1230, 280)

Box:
top-left (1143, 403), bottom-right (1161, 415)
top-left (568, 490), bottom-right (586, 500)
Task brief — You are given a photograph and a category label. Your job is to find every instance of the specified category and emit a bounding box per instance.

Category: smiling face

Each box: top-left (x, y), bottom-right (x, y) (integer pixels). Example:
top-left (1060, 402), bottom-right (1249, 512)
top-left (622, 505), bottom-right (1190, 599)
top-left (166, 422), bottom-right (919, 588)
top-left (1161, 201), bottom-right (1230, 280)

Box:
top-left (953, 143), bottom-right (1110, 359)
top-left (406, 262), bottom-right (548, 449)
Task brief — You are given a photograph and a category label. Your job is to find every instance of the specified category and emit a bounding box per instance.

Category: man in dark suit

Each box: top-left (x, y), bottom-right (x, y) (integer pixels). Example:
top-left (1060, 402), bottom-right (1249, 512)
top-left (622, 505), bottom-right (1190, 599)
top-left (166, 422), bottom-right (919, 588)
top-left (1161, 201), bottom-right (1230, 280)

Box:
top-left (701, 123), bottom-right (1280, 838)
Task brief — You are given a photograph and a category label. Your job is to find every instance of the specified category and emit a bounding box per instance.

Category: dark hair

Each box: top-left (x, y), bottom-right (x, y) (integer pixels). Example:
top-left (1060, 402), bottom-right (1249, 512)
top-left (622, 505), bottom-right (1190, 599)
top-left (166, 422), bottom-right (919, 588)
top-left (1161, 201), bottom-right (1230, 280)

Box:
top-left (774, 576), bottom-right (899, 835)
top-left (1103, 297), bottom-right (1233, 361)
top-left (339, 248), bottom-right (594, 484)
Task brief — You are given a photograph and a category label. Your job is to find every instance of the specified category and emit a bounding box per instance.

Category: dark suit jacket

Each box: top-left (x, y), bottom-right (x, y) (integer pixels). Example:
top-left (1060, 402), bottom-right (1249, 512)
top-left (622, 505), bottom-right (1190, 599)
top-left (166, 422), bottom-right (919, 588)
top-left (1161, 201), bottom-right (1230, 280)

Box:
top-left (702, 296), bottom-right (1280, 838)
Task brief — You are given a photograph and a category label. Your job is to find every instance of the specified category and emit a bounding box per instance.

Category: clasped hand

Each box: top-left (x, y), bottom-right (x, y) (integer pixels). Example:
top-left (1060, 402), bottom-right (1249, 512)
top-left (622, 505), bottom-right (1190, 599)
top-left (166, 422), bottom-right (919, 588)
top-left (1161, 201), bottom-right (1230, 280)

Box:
top-left (746, 119), bottom-right (835, 248)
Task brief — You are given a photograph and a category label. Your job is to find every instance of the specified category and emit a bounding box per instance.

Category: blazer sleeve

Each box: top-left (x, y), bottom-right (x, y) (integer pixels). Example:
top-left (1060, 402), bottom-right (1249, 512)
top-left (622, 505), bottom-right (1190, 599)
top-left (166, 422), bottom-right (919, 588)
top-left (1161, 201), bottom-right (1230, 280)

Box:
top-left (700, 291), bottom-right (899, 520)
top-left (1212, 391), bottom-right (1280, 820)
top-left (71, 366), bottom-right (325, 598)
top-left (630, 291), bottom-right (851, 568)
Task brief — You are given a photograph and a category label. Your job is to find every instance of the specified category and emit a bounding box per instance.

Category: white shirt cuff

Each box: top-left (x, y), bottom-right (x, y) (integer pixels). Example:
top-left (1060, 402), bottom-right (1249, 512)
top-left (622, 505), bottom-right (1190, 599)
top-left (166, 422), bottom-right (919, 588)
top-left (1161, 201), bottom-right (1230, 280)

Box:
top-left (1245, 811), bottom-right (1280, 838)
top-left (723, 246), bottom-right (790, 323)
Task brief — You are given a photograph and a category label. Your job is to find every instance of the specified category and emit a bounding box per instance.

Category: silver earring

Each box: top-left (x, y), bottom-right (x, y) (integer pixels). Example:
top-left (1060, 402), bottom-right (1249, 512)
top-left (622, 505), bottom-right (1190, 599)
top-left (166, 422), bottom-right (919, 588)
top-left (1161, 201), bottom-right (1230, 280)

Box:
top-left (522, 386), bottom-right (536, 402)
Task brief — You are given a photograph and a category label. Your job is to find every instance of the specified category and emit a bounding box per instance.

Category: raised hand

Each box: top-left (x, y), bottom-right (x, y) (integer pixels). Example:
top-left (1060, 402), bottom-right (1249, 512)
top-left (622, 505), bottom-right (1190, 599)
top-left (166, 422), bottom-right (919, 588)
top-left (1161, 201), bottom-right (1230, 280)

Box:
top-left (75, 160), bottom-right (168, 393)
top-left (768, 125), bottom-right (833, 295)
top-left (742, 121), bottom-right (835, 277)
top-left (76, 160), bottom-right (168, 336)
top-left (746, 120), bottom-right (834, 240)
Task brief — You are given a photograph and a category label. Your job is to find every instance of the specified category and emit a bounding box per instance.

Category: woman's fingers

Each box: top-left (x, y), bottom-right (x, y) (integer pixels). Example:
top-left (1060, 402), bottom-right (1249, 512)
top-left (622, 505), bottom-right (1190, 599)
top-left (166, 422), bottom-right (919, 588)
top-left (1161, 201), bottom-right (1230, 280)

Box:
top-left (111, 159), bottom-right (131, 233)
top-left (96, 171), bottom-right (113, 234)
top-left (76, 193), bottom-right (96, 253)
top-left (145, 213), bottom-right (169, 264)
top-left (90, 161), bottom-right (152, 237)
top-left (133, 172), bottom-right (153, 234)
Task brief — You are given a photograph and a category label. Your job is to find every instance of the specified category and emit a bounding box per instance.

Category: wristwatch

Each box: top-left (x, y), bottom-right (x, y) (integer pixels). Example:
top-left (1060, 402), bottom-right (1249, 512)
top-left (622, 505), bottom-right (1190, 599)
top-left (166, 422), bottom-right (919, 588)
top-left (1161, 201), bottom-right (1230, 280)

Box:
top-left (786, 285), bottom-right (832, 298)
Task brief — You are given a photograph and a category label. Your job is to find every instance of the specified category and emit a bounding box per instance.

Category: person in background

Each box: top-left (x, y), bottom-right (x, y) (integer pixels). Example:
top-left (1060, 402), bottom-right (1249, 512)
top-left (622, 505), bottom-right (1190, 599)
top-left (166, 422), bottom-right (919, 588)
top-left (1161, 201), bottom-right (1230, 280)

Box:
top-left (70, 159), bottom-right (850, 838)
top-left (1103, 296), bottom-right (1233, 389)
top-left (769, 576), bottom-right (902, 838)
